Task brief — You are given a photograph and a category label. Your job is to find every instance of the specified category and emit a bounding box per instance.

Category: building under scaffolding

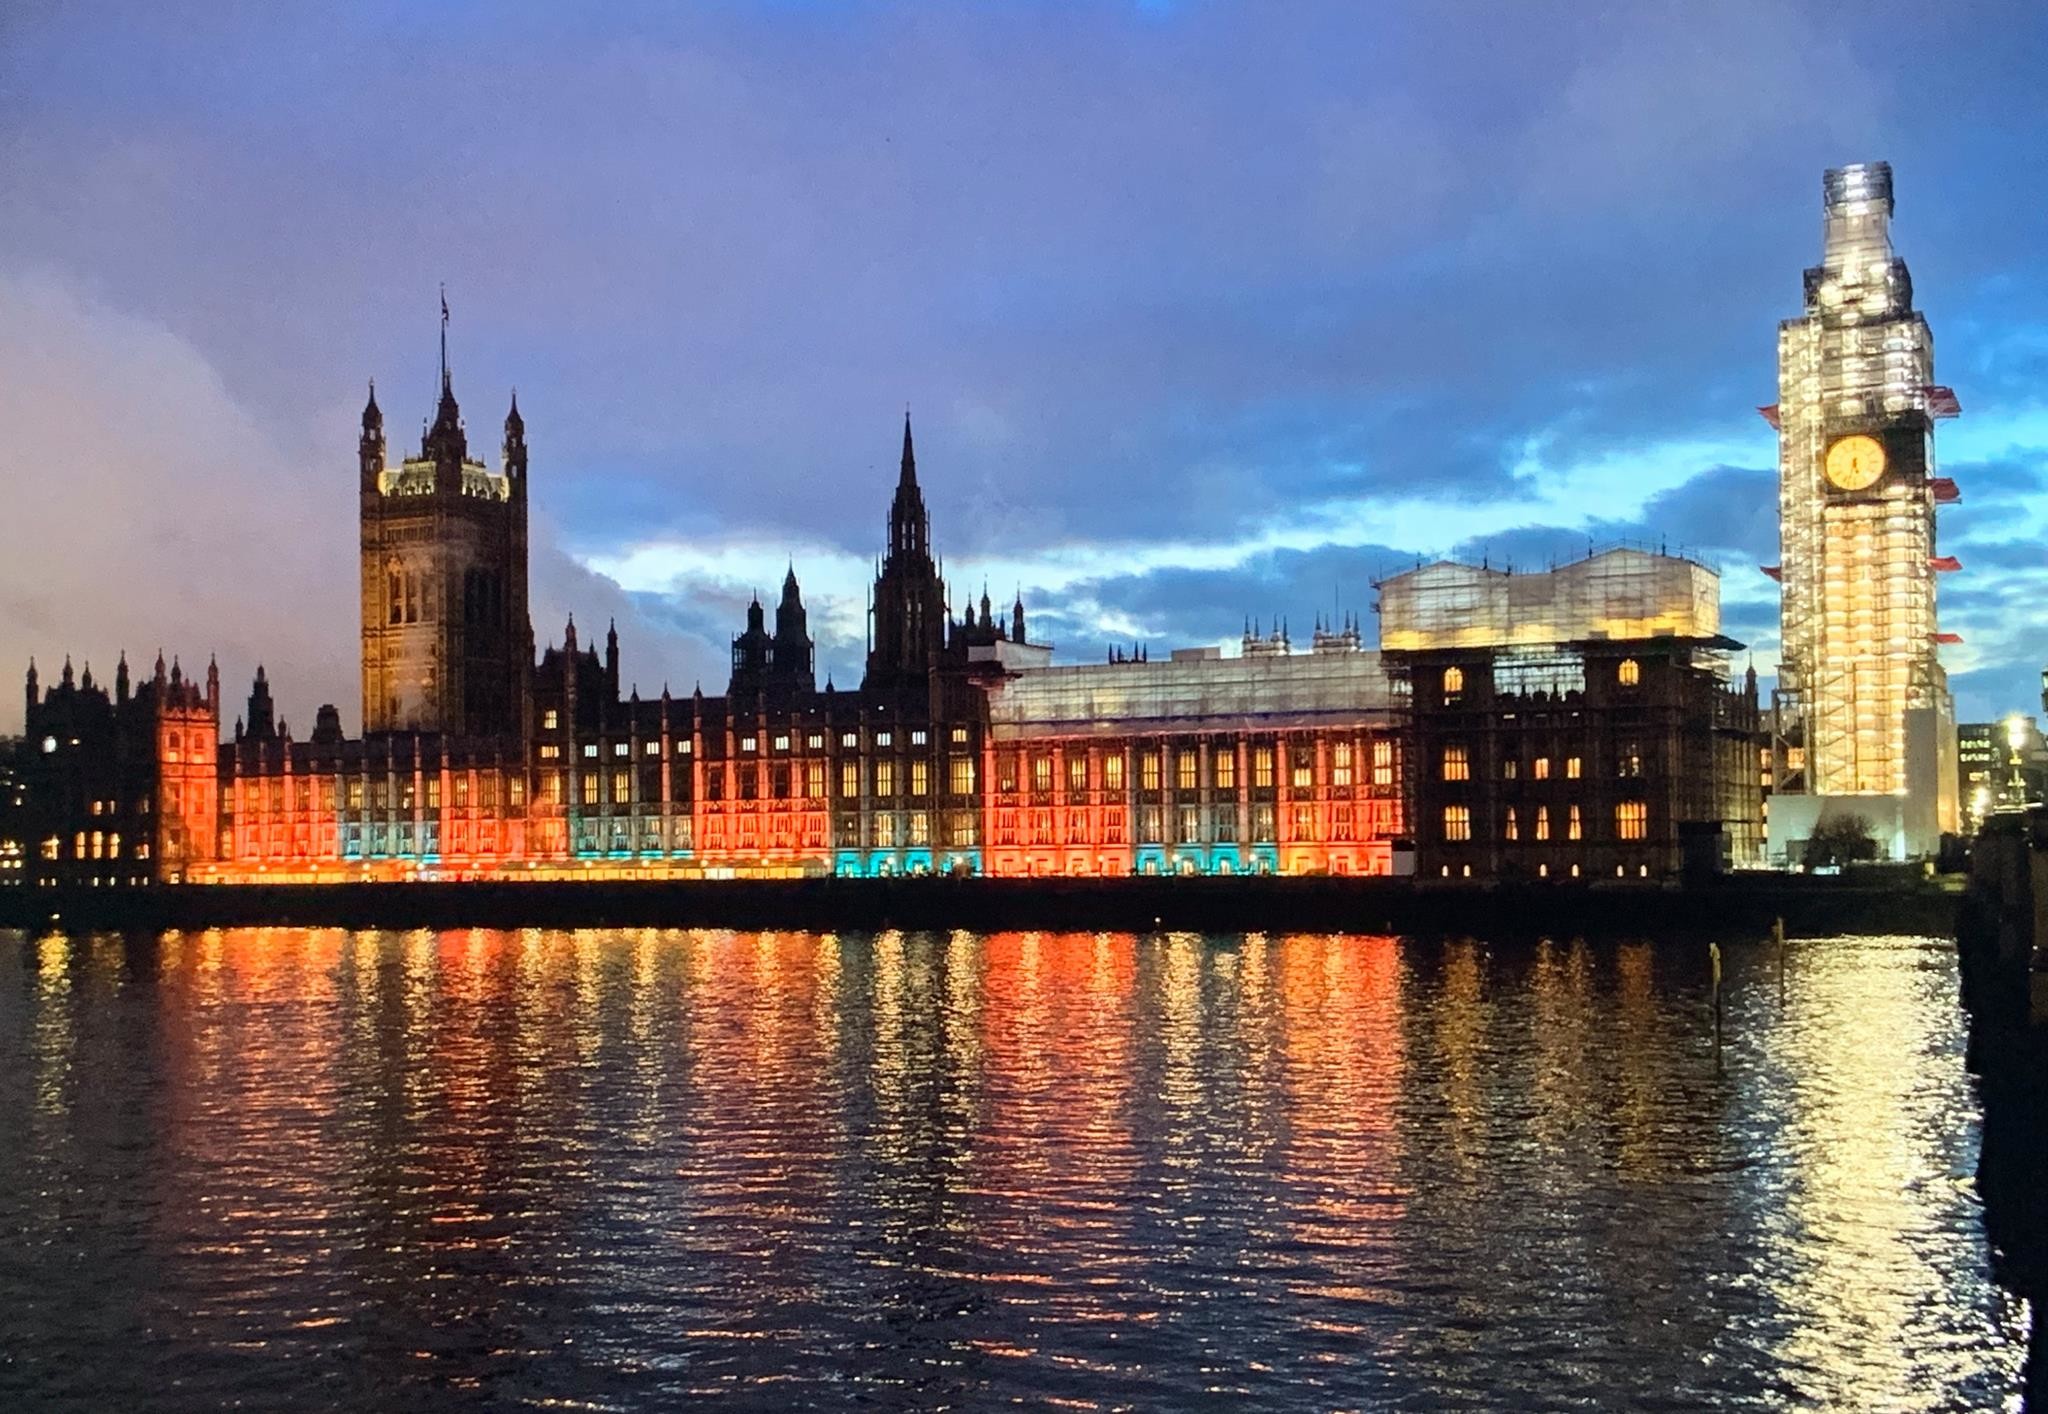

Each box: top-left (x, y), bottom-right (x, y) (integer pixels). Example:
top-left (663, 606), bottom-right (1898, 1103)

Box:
top-left (1377, 547), bottom-right (1765, 878)
top-left (1766, 162), bottom-right (1959, 860)
top-left (977, 634), bottom-right (1406, 876)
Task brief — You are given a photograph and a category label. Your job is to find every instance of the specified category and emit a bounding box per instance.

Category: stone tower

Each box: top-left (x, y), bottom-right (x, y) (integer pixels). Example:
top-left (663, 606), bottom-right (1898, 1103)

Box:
top-left (1769, 163), bottom-right (1958, 858)
top-left (864, 413), bottom-right (948, 693)
top-left (358, 303), bottom-right (532, 737)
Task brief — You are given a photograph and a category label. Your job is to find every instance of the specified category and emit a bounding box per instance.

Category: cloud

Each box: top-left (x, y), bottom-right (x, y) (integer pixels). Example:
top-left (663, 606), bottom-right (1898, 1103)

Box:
top-left (3, 3), bottom-right (2047, 725)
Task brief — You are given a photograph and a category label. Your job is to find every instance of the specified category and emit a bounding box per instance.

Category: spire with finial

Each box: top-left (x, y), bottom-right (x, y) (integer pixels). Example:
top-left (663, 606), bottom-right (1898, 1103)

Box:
top-left (887, 407), bottom-right (930, 562)
top-left (61, 655), bottom-right (73, 689)
top-left (422, 287), bottom-right (465, 465)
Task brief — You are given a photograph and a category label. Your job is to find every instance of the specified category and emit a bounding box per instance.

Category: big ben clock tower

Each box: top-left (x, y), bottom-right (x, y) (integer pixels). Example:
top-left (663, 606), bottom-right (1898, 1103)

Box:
top-left (1769, 162), bottom-right (1959, 859)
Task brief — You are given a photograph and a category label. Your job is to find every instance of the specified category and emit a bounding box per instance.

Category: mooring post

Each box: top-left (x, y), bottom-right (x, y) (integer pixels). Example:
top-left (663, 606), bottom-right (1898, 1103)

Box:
top-left (1710, 940), bottom-right (1724, 1063)
top-left (1773, 916), bottom-right (1786, 1004)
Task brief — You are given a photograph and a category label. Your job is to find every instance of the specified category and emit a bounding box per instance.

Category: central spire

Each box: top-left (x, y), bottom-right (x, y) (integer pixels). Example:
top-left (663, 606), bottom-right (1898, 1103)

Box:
top-left (887, 409), bottom-right (929, 562)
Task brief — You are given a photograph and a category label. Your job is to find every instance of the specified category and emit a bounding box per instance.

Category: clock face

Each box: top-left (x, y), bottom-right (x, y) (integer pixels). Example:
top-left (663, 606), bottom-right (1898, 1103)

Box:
top-left (1825, 434), bottom-right (1887, 491)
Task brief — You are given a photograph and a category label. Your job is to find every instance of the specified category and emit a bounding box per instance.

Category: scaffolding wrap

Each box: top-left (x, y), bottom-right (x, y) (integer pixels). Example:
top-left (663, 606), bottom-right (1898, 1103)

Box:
top-left (1774, 161), bottom-right (1955, 820)
top-left (983, 649), bottom-right (1397, 740)
top-left (1376, 546), bottom-right (1720, 652)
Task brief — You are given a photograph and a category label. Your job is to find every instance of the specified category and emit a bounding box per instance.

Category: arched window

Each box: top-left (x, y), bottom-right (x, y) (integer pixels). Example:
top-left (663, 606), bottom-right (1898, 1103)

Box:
top-left (1443, 665), bottom-right (1465, 701)
top-left (388, 565), bottom-right (404, 625)
top-left (1618, 658), bottom-right (1640, 687)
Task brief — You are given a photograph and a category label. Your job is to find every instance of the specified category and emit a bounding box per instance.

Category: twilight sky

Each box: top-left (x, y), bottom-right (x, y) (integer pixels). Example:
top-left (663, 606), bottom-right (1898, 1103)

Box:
top-left (3, 1), bottom-right (2046, 734)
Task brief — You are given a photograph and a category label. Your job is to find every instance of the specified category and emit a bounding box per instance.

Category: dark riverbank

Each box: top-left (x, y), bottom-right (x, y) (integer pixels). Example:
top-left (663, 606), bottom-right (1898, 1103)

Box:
top-left (0, 873), bottom-right (1960, 938)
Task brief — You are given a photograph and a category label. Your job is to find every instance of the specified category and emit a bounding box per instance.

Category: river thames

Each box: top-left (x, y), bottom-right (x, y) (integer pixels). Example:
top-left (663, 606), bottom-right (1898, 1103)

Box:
top-left (0, 929), bottom-right (2025, 1411)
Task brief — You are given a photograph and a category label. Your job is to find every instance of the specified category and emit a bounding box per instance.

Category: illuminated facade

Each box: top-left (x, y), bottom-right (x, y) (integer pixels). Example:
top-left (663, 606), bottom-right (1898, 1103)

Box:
top-left (23, 344), bottom-right (1767, 888)
top-left (358, 312), bottom-right (532, 738)
top-left (1767, 162), bottom-right (1960, 860)
top-left (1381, 548), bottom-right (1766, 880)
top-left (20, 652), bottom-right (220, 885)
top-left (979, 642), bottom-right (1406, 877)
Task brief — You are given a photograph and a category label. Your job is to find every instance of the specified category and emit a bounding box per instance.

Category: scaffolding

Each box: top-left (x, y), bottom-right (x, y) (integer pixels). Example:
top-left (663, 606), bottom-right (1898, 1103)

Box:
top-left (1773, 162), bottom-right (1954, 814)
top-left (1375, 546), bottom-right (1721, 652)
top-left (983, 648), bottom-right (1397, 740)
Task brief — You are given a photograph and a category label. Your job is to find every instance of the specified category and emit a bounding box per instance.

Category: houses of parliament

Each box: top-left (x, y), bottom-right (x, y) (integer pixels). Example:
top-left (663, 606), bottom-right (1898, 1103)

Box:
top-left (7, 321), bottom-right (1768, 889)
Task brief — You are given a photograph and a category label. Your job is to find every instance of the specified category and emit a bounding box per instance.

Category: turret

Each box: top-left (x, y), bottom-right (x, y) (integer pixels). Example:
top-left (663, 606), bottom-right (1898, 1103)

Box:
top-left (24, 658), bottom-right (37, 717)
top-left (245, 664), bottom-right (276, 740)
top-left (605, 617), bottom-right (620, 699)
top-left (206, 654), bottom-right (219, 715)
top-left (115, 651), bottom-right (130, 704)
top-left (1011, 591), bottom-right (1027, 646)
top-left (360, 380), bottom-right (385, 491)
top-left (504, 390), bottom-right (526, 490)
top-left (60, 655), bottom-right (73, 690)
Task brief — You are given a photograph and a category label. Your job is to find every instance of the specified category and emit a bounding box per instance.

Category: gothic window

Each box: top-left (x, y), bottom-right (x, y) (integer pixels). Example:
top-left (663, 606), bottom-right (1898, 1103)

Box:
top-left (389, 565), bottom-right (403, 625)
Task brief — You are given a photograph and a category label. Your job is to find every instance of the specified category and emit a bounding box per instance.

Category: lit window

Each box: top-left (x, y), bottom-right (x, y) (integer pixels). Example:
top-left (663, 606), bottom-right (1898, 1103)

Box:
top-left (1068, 756), bottom-right (1087, 793)
top-left (1618, 658), bottom-right (1641, 687)
top-left (1443, 805), bottom-right (1471, 842)
top-left (1177, 751), bottom-right (1198, 791)
top-left (1291, 762), bottom-right (1313, 789)
top-left (1568, 805), bottom-right (1582, 841)
top-left (774, 735), bottom-right (790, 752)
top-left (1535, 806), bottom-right (1550, 841)
top-left (1619, 743), bottom-right (1642, 778)
top-left (1104, 755), bottom-right (1126, 791)
top-left (1332, 742), bottom-right (1353, 787)
top-left (1253, 747), bottom-right (1274, 788)
top-left (1533, 756), bottom-right (1550, 780)
top-left (1443, 665), bottom-right (1465, 702)
top-left (646, 741), bottom-right (661, 756)
top-left (950, 758), bottom-right (975, 795)
top-left (612, 770), bottom-right (631, 804)
top-left (580, 775), bottom-right (599, 805)
top-left (1617, 802), bottom-right (1647, 841)
top-left (910, 760), bottom-right (929, 797)
top-left (1371, 740), bottom-right (1392, 787)
top-left (1504, 807), bottom-right (1518, 842)
top-left (1441, 744), bottom-right (1469, 782)
top-left (1215, 751), bottom-right (1236, 791)
top-left (1033, 755), bottom-right (1054, 792)
top-left (809, 733), bottom-right (825, 750)
top-left (840, 762), bottom-right (859, 798)
top-left (911, 730), bottom-right (927, 746)
top-left (1566, 756), bottom-right (1581, 779)
top-left (539, 743), bottom-right (560, 760)
top-left (741, 736), bottom-right (758, 752)
top-left (876, 732), bottom-right (892, 747)
top-left (542, 710), bottom-right (559, 730)
top-left (950, 726), bottom-right (968, 744)
top-left (1141, 752), bottom-right (1162, 791)
top-left (842, 732), bottom-right (858, 747)
top-left (1503, 758), bottom-right (1519, 780)
top-left (582, 743), bottom-right (598, 759)
top-left (875, 761), bottom-right (896, 796)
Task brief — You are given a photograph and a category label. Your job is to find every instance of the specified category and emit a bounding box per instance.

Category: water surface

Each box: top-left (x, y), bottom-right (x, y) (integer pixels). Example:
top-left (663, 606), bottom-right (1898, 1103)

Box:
top-left (0, 929), bottom-right (2023, 1410)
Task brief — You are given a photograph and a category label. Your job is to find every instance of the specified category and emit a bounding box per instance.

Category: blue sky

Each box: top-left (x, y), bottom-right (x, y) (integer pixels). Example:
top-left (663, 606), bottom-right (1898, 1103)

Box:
top-left (2, 1), bottom-right (2045, 731)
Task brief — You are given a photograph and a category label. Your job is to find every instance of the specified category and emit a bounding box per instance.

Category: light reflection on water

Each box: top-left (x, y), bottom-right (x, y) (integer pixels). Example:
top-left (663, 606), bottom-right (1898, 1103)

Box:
top-left (0, 928), bottom-right (2023, 1411)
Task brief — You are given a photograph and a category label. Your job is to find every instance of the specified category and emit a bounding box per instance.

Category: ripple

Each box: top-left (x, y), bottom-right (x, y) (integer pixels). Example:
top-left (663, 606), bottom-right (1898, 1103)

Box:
top-left (0, 928), bottom-right (2025, 1411)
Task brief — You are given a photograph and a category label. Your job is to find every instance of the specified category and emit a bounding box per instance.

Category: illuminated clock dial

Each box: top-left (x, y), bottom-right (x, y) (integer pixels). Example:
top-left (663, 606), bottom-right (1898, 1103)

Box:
top-left (1824, 434), bottom-right (1887, 491)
